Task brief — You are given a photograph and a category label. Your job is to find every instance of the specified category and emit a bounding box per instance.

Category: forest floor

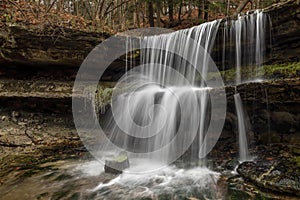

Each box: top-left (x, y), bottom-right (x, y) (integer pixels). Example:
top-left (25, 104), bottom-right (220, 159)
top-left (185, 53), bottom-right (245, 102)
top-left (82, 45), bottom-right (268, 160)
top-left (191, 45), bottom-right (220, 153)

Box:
top-left (0, 0), bottom-right (113, 33)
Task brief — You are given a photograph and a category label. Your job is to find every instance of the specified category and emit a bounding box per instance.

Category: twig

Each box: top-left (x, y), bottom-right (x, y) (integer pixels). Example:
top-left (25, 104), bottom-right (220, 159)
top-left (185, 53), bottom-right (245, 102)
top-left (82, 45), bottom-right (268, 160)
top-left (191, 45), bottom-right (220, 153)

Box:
top-left (104, 0), bottom-right (133, 16)
top-left (46, 0), bottom-right (58, 13)
top-left (25, 1), bottom-right (37, 19)
top-left (0, 141), bottom-right (29, 147)
top-left (7, 0), bottom-right (27, 20)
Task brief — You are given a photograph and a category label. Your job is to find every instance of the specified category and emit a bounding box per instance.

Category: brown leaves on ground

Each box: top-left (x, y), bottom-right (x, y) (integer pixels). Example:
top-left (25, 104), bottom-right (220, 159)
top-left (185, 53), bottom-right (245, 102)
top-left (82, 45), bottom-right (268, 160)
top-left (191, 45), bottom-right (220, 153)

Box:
top-left (0, 0), bottom-right (113, 33)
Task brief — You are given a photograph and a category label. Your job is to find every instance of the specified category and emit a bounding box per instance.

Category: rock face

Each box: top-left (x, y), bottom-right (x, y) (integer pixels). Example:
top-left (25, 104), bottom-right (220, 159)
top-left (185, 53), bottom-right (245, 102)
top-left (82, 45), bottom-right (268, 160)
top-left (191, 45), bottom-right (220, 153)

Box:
top-left (266, 0), bottom-right (300, 64)
top-left (224, 78), bottom-right (300, 144)
top-left (0, 25), bottom-right (109, 67)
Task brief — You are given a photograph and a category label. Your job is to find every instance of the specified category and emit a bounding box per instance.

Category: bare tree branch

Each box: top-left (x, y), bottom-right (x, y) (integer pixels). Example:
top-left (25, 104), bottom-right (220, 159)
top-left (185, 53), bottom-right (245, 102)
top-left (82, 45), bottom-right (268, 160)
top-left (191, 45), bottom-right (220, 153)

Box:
top-left (235, 0), bottom-right (252, 15)
top-left (104, 0), bottom-right (132, 16)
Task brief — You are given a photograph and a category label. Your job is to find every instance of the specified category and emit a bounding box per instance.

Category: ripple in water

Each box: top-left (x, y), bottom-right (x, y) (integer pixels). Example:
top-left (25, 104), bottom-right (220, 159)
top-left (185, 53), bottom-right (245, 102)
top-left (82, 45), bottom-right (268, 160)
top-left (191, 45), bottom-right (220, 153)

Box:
top-left (81, 161), bottom-right (221, 199)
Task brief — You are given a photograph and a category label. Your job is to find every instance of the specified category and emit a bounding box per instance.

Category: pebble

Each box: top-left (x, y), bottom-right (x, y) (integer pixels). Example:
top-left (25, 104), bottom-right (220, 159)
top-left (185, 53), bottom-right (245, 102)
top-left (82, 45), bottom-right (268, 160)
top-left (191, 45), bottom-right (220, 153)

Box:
top-left (24, 141), bottom-right (32, 145)
top-left (0, 131), bottom-right (6, 136)
top-left (11, 111), bottom-right (20, 118)
top-left (1, 116), bottom-right (6, 121)
top-left (18, 122), bottom-right (26, 126)
top-left (12, 117), bottom-right (18, 123)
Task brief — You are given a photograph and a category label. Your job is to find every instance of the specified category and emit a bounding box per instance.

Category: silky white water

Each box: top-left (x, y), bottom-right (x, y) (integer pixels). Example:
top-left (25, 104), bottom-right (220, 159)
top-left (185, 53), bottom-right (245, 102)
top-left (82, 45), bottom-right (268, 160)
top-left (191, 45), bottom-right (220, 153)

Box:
top-left (222, 10), bottom-right (268, 84)
top-left (75, 10), bottom-right (271, 200)
top-left (92, 165), bottom-right (220, 199)
top-left (234, 93), bottom-right (251, 162)
top-left (106, 20), bottom-right (221, 171)
top-left (99, 11), bottom-right (268, 172)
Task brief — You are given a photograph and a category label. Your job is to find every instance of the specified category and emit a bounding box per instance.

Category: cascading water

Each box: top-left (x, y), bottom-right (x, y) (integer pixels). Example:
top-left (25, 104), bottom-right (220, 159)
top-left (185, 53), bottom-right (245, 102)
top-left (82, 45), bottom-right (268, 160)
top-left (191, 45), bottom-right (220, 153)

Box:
top-left (108, 20), bottom-right (222, 169)
top-left (108, 11), bottom-right (268, 167)
top-left (222, 10), bottom-right (268, 84)
top-left (222, 11), bottom-right (268, 162)
top-left (234, 93), bottom-right (251, 162)
top-left (75, 9), bottom-right (271, 199)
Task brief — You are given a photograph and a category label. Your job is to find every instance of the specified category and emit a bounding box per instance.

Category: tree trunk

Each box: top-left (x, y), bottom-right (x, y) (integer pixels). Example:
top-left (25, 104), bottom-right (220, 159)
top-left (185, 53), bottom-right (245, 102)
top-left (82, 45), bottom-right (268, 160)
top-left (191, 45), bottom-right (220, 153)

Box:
top-left (156, 1), bottom-right (162, 27)
top-left (168, 0), bottom-right (174, 26)
top-left (148, 1), bottom-right (155, 27)
top-left (198, 0), bottom-right (204, 20)
top-left (204, 0), bottom-right (209, 21)
top-left (226, 0), bottom-right (230, 16)
top-left (135, 0), bottom-right (141, 28)
top-left (178, 0), bottom-right (183, 23)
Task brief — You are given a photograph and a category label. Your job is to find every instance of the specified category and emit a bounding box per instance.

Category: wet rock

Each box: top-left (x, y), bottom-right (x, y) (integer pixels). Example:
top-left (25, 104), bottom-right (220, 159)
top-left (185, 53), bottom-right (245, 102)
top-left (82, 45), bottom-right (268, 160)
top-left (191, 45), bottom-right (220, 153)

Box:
top-left (292, 147), bottom-right (300, 155)
top-left (225, 158), bottom-right (239, 170)
top-left (224, 112), bottom-right (237, 131)
top-left (257, 132), bottom-right (281, 145)
top-left (237, 145), bottom-right (300, 197)
top-left (17, 122), bottom-right (26, 126)
top-left (11, 111), bottom-right (20, 118)
top-left (271, 111), bottom-right (297, 133)
top-left (104, 152), bottom-right (130, 174)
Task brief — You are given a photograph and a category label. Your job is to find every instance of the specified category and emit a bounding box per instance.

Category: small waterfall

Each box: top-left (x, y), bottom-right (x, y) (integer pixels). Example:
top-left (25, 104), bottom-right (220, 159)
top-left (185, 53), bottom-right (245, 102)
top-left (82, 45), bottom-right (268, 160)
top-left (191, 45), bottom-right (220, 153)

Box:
top-left (227, 11), bottom-right (268, 162)
top-left (222, 10), bottom-right (268, 84)
top-left (234, 93), bottom-right (251, 162)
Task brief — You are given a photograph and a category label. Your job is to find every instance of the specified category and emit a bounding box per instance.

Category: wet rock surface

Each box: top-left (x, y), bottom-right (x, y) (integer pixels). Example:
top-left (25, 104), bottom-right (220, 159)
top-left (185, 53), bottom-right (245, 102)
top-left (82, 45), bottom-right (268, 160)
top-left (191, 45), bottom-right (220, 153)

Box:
top-left (237, 144), bottom-right (300, 197)
top-left (104, 152), bottom-right (130, 174)
top-left (0, 110), bottom-right (80, 156)
top-left (0, 67), bottom-right (299, 199)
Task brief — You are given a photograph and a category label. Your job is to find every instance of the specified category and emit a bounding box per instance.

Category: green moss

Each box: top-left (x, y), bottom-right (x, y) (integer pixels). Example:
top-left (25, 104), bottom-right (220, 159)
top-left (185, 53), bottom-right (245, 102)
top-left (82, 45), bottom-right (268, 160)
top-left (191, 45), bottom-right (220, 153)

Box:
top-left (83, 85), bottom-right (114, 115)
top-left (95, 87), bottom-right (113, 111)
top-left (262, 62), bottom-right (300, 78)
top-left (294, 156), bottom-right (300, 167)
top-left (207, 62), bottom-right (300, 83)
top-left (254, 193), bottom-right (273, 200)
top-left (292, 147), bottom-right (300, 155)
top-left (115, 155), bottom-right (128, 162)
top-left (227, 187), bottom-right (251, 200)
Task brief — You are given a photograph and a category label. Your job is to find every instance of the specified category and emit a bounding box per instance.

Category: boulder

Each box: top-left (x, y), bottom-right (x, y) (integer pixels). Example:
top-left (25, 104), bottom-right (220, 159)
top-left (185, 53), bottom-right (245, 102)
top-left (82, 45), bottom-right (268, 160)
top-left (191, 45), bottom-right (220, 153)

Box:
top-left (104, 151), bottom-right (130, 174)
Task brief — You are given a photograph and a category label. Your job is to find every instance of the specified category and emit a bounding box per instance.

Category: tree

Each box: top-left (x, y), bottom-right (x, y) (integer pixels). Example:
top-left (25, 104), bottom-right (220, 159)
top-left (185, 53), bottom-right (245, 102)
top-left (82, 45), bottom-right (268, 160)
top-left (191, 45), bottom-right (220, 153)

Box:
top-left (147, 0), bottom-right (155, 27)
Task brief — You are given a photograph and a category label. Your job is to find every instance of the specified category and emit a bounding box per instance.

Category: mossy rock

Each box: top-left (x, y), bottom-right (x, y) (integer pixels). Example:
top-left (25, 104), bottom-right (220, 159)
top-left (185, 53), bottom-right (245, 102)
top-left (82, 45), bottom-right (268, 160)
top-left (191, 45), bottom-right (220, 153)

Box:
top-left (292, 148), bottom-right (300, 155)
top-left (207, 61), bottom-right (300, 83)
top-left (104, 152), bottom-right (130, 174)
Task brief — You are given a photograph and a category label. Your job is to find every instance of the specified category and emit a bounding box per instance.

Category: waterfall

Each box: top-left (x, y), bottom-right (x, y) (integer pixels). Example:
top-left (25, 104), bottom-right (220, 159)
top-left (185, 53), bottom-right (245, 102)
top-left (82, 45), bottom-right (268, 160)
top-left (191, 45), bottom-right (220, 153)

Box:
top-left (109, 20), bottom-right (221, 170)
top-left (222, 10), bottom-right (268, 84)
top-left (226, 11), bottom-right (268, 162)
top-left (234, 93), bottom-right (251, 162)
top-left (100, 11), bottom-right (268, 171)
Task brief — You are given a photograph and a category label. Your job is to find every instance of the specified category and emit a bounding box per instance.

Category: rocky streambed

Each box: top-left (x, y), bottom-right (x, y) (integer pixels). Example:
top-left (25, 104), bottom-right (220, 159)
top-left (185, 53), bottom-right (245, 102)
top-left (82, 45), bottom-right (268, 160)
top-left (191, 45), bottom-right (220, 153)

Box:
top-left (0, 74), bottom-right (299, 199)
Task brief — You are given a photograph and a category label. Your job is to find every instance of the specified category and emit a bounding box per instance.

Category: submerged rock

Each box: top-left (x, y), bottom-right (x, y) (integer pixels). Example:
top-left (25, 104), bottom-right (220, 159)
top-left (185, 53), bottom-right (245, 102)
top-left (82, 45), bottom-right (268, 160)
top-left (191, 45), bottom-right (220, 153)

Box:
top-left (104, 152), bottom-right (130, 174)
